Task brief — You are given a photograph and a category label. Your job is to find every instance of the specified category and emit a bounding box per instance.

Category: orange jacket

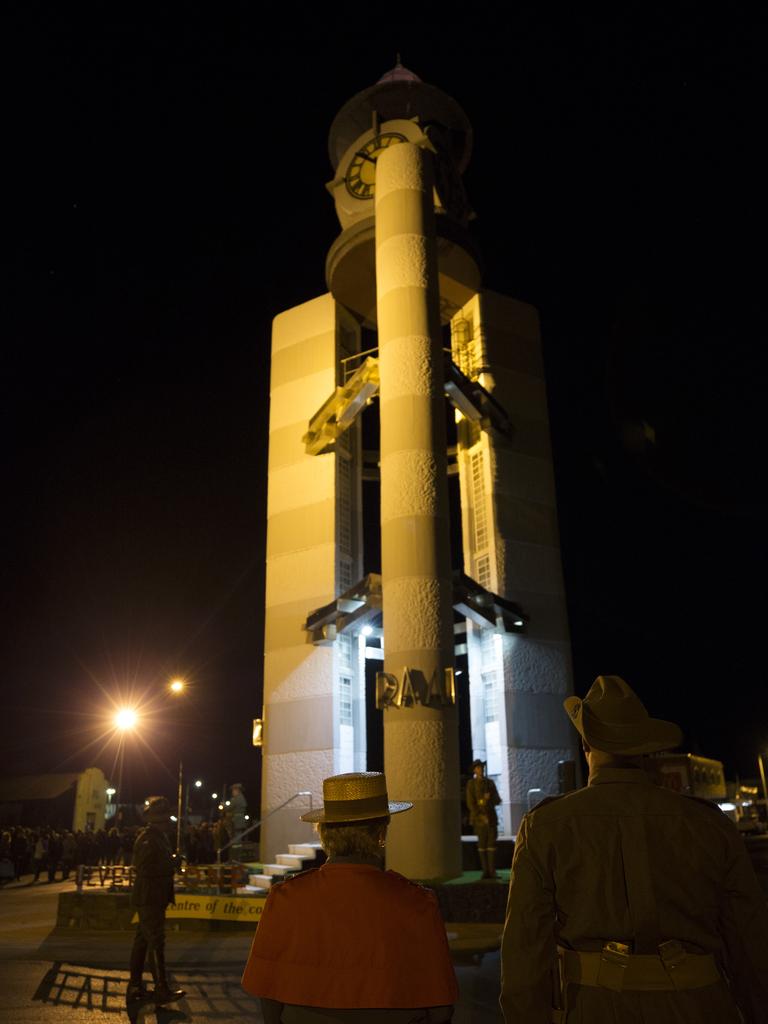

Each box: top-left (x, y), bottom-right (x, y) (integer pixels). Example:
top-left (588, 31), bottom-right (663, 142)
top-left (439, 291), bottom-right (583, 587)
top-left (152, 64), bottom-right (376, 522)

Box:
top-left (241, 862), bottom-right (458, 1009)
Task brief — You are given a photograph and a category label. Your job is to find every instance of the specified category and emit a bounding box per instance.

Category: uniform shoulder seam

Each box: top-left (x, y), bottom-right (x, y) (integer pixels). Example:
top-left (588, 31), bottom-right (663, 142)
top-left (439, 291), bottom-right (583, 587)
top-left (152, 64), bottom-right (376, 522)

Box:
top-left (528, 794), bottom-right (566, 814)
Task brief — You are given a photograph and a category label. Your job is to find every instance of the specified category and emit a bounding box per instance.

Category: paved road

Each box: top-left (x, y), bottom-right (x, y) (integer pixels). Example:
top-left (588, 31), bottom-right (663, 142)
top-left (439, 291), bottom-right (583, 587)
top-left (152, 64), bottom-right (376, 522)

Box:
top-left (0, 877), bottom-right (504, 1023)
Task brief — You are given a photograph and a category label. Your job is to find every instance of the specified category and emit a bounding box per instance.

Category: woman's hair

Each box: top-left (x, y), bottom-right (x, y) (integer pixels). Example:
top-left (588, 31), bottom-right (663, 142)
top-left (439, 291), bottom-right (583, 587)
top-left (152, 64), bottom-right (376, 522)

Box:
top-left (316, 816), bottom-right (389, 859)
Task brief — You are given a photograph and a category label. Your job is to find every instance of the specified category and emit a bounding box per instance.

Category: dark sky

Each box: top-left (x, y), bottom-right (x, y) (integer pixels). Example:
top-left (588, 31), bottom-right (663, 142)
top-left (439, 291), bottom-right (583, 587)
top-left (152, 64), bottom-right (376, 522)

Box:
top-left (4, 5), bottom-right (765, 803)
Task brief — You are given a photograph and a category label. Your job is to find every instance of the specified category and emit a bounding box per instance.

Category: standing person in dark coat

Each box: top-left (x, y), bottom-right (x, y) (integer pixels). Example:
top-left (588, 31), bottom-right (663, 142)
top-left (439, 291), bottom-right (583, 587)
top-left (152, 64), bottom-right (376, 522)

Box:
top-left (466, 760), bottom-right (502, 879)
top-left (47, 830), bottom-right (62, 883)
top-left (127, 796), bottom-right (185, 1005)
top-left (31, 832), bottom-right (48, 882)
top-left (12, 828), bottom-right (30, 881)
top-left (61, 832), bottom-right (77, 881)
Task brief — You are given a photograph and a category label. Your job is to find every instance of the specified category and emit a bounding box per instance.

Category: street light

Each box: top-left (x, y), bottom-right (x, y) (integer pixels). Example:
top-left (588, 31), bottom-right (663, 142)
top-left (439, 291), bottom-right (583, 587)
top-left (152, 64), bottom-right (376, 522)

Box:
top-left (169, 678), bottom-right (185, 694)
top-left (114, 707), bottom-right (138, 730)
top-left (194, 779), bottom-right (202, 788)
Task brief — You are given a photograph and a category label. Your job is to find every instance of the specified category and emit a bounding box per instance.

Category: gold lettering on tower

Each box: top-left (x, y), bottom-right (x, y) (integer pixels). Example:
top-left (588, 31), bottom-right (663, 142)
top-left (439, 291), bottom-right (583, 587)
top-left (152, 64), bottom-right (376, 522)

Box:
top-left (375, 668), bottom-right (456, 709)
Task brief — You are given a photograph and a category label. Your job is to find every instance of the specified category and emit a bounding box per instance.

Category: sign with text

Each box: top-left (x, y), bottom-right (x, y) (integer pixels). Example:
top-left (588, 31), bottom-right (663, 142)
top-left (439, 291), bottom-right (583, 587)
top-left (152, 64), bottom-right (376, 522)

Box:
top-left (132, 896), bottom-right (266, 924)
top-left (376, 667), bottom-right (456, 709)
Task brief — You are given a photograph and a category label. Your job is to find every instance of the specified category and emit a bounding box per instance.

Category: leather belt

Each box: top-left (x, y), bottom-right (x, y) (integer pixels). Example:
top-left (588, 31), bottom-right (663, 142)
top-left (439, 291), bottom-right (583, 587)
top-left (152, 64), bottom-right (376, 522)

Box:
top-left (558, 942), bottom-right (721, 993)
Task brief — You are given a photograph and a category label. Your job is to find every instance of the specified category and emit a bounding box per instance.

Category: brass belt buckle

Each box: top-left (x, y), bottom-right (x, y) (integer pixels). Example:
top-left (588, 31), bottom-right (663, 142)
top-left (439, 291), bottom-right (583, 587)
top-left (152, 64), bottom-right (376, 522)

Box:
top-left (597, 941), bottom-right (630, 992)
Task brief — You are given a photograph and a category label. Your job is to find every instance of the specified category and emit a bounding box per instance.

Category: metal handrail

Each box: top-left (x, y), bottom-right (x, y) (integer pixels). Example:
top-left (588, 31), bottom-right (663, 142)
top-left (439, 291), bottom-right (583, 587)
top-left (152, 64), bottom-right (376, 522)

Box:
top-left (214, 790), bottom-right (313, 889)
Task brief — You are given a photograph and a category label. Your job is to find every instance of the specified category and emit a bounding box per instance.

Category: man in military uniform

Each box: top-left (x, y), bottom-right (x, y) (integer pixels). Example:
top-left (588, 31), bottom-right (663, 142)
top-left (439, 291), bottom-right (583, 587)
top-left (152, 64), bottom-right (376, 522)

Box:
top-left (127, 796), bottom-right (185, 1005)
top-left (466, 759), bottom-right (502, 879)
top-left (500, 675), bottom-right (768, 1023)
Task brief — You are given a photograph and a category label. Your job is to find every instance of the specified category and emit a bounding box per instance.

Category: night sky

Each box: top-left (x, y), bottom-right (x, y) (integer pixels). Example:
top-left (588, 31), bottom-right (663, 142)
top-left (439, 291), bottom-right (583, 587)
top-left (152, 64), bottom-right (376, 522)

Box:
top-left (4, 6), bottom-right (765, 805)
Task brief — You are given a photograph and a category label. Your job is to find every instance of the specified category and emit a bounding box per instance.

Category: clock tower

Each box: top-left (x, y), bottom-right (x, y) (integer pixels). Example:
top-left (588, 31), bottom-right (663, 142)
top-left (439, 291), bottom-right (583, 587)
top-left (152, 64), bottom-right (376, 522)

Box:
top-left (259, 63), bottom-right (576, 879)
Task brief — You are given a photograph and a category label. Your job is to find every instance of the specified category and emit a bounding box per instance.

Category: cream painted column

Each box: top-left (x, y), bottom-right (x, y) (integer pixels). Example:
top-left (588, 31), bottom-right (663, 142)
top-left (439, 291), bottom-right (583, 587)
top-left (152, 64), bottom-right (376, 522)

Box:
top-left (375, 141), bottom-right (461, 880)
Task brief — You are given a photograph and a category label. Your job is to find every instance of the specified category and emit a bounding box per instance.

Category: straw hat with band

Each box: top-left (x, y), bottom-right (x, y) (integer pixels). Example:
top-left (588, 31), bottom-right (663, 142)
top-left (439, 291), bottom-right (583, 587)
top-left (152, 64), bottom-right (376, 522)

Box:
top-left (563, 675), bottom-right (682, 756)
top-left (300, 772), bottom-right (412, 824)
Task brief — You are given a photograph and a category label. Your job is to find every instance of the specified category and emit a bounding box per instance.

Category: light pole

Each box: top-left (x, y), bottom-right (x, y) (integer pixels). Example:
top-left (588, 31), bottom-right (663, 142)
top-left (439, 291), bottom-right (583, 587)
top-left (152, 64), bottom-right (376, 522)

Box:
top-left (110, 680), bottom-right (190, 856)
top-left (758, 751), bottom-right (768, 819)
top-left (169, 679), bottom-right (188, 857)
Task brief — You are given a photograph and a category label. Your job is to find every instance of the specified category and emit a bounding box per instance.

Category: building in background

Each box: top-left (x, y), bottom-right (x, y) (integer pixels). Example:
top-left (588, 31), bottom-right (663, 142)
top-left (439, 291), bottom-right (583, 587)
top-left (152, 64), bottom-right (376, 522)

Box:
top-left (0, 767), bottom-right (109, 831)
top-left (259, 63), bottom-right (576, 874)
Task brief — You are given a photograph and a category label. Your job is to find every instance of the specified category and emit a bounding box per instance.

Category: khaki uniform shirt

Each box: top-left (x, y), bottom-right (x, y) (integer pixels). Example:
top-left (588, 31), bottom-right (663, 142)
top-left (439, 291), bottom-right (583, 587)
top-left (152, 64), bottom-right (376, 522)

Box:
top-left (466, 777), bottom-right (501, 830)
top-left (500, 765), bottom-right (768, 1024)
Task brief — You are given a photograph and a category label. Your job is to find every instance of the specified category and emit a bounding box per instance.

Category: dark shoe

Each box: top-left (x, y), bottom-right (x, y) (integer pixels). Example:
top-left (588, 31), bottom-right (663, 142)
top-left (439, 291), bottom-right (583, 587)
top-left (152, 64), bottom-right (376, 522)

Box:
top-left (153, 985), bottom-right (185, 1004)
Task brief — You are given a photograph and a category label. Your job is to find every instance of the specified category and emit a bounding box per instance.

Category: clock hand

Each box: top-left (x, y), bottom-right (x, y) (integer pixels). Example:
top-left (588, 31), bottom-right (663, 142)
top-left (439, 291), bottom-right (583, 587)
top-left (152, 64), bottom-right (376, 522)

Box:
top-left (354, 151), bottom-right (377, 164)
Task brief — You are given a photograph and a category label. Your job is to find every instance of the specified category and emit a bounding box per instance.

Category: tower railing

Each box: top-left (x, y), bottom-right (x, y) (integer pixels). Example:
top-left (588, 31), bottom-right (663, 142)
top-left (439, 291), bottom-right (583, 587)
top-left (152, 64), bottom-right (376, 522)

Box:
top-left (340, 346), bottom-right (455, 382)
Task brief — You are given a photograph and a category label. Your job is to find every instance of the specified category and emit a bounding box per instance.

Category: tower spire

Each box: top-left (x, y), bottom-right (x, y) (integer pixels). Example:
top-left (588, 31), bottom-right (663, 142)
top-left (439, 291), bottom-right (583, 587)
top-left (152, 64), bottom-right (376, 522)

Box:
top-left (377, 59), bottom-right (421, 85)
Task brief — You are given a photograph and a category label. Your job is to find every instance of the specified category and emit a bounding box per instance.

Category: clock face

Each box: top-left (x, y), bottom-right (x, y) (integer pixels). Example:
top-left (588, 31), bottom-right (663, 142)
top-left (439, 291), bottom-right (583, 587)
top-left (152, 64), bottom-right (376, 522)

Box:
top-left (345, 132), bottom-right (407, 199)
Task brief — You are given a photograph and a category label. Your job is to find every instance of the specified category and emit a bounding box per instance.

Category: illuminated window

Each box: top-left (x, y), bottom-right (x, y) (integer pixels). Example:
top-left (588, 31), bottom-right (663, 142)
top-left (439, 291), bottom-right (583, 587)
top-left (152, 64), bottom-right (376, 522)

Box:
top-left (338, 560), bottom-right (353, 590)
top-left (483, 670), bottom-right (499, 723)
top-left (471, 450), bottom-right (488, 553)
top-left (338, 633), bottom-right (353, 668)
top-left (481, 631), bottom-right (500, 723)
top-left (339, 675), bottom-right (353, 726)
top-left (338, 456), bottom-right (352, 557)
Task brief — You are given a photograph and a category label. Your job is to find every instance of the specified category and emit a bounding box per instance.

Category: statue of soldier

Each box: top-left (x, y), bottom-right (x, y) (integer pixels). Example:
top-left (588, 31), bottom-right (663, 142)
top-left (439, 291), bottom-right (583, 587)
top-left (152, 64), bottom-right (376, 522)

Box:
top-left (466, 759), bottom-right (502, 879)
top-left (127, 796), bottom-right (185, 1006)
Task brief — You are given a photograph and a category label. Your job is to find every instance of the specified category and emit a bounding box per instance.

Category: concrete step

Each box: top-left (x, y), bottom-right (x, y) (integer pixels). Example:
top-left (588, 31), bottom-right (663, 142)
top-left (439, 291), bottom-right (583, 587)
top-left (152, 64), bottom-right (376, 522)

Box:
top-left (275, 854), bottom-right (305, 868)
top-left (249, 875), bottom-right (274, 890)
top-left (261, 863), bottom-right (294, 876)
top-left (288, 843), bottom-right (321, 858)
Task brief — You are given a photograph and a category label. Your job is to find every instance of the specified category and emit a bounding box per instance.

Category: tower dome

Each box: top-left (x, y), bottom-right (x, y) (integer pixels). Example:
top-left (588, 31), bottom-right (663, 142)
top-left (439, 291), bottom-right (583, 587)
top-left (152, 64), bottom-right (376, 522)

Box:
top-left (376, 57), bottom-right (421, 85)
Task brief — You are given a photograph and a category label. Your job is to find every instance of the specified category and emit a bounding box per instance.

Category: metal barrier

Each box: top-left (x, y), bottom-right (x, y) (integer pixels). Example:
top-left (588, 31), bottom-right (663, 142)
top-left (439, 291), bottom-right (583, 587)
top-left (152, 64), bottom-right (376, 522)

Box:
top-left (75, 863), bottom-right (135, 892)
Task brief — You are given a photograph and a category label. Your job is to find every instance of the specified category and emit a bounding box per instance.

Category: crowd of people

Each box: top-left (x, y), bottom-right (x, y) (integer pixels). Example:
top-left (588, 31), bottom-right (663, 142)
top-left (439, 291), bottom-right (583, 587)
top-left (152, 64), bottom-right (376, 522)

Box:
top-left (0, 825), bottom-right (135, 882)
top-left (0, 818), bottom-right (234, 884)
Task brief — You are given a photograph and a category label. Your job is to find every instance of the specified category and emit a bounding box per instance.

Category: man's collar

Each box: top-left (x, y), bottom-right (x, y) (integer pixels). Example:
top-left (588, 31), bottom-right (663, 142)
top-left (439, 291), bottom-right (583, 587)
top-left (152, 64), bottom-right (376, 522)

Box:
top-left (588, 765), bottom-right (653, 786)
top-left (325, 854), bottom-right (384, 868)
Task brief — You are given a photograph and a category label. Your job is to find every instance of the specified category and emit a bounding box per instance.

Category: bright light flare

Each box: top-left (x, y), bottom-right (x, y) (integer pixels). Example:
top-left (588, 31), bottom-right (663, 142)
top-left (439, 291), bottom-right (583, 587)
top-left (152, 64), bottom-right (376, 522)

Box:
top-left (114, 708), bottom-right (138, 731)
top-left (194, 779), bottom-right (203, 788)
top-left (169, 678), bottom-right (185, 694)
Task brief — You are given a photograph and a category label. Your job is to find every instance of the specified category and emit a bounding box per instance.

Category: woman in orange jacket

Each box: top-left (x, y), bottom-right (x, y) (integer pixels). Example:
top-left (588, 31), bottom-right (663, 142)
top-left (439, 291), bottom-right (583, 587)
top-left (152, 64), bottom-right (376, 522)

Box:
top-left (242, 772), bottom-right (458, 1023)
